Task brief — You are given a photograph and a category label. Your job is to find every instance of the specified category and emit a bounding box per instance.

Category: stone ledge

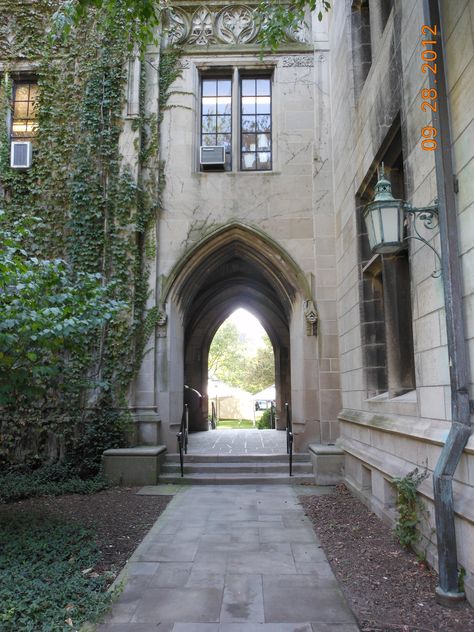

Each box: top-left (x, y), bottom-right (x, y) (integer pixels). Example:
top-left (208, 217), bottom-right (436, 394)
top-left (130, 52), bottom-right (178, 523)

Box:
top-left (103, 446), bottom-right (166, 457)
top-left (102, 445), bottom-right (167, 486)
top-left (308, 443), bottom-right (344, 485)
top-left (308, 443), bottom-right (344, 456)
top-left (341, 436), bottom-right (474, 525)
top-left (339, 408), bottom-right (474, 454)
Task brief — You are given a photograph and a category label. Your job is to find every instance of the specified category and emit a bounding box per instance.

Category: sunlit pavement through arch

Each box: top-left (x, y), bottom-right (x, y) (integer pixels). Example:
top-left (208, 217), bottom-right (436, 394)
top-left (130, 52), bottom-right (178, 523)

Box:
top-left (187, 429), bottom-right (287, 455)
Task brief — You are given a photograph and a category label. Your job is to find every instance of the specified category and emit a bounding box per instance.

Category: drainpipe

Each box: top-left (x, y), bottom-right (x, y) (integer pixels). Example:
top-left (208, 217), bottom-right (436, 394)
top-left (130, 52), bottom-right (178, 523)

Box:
top-left (422, 0), bottom-right (472, 605)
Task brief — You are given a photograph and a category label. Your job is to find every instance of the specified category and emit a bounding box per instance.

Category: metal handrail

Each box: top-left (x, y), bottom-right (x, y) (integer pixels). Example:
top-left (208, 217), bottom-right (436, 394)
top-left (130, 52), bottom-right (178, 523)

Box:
top-left (176, 403), bottom-right (189, 477)
top-left (285, 402), bottom-right (293, 477)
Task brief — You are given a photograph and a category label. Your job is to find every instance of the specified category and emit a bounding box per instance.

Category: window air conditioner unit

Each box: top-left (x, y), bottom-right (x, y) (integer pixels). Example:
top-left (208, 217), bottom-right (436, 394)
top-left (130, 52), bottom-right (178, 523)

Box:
top-left (10, 141), bottom-right (32, 169)
top-left (200, 145), bottom-right (225, 166)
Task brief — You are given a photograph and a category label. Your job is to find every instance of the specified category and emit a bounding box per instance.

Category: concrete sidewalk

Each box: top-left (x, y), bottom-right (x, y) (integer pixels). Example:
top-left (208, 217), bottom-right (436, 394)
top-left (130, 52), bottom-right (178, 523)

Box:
top-left (97, 485), bottom-right (359, 632)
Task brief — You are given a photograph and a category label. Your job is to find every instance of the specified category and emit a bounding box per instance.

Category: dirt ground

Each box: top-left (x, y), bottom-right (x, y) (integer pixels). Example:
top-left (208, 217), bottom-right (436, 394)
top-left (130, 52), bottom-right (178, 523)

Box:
top-left (1, 488), bottom-right (171, 585)
top-left (300, 484), bottom-right (474, 632)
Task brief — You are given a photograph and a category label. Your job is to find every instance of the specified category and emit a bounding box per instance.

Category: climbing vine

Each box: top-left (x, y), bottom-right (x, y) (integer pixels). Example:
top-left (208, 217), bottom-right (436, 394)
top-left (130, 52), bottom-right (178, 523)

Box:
top-left (0, 0), bottom-right (181, 472)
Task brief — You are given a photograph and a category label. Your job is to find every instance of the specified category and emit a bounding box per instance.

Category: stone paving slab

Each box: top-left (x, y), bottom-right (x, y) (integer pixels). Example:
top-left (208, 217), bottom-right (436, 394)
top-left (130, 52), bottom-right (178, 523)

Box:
top-left (187, 429), bottom-right (287, 455)
top-left (96, 485), bottom-right (359, 631)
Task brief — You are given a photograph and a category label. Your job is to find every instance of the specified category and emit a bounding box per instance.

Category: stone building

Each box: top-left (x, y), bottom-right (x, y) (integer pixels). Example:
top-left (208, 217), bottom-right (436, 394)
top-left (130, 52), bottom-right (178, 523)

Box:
top-left (3, 0), bottom-right (474, 608)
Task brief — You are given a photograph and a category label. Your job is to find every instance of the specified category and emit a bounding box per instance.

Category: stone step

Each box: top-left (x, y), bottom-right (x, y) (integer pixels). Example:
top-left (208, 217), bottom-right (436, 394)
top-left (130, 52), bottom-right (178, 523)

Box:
top-left (161, 461), bottom-right (313, 474)
top-left (164, 453), bottom-right (311, 463)
top-left (158, 472), bottom-right (315, 485)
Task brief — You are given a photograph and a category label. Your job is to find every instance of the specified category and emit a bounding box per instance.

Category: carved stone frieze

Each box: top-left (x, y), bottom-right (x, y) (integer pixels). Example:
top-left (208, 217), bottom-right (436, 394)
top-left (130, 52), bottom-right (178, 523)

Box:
top-left (164, 4), bottom-right (310, 47)
top-left (282, 55), bottom-right (314, 67)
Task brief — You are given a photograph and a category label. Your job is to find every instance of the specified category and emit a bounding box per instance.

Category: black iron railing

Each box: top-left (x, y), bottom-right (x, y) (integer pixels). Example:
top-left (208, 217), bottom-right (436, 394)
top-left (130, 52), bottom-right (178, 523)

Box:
top-left (270, 401), bottom-right (276, 429)
top-left (285, 402), bottom-right (293, 477)
top-left (177, 403), bottom-right (189, 477)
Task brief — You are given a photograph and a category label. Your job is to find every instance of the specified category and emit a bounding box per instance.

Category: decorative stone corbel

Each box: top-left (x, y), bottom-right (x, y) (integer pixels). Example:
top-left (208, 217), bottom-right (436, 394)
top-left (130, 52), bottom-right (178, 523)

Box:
top-left (157, 310), bottom-right (168, 338)
top-left (304, 300), bottom-right (318, 336)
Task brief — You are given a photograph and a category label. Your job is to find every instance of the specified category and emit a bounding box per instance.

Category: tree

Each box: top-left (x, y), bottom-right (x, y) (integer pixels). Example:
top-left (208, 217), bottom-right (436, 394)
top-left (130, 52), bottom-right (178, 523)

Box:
top-left (208, 321), bottom-right (274, 394)
top-left (208, 321), bottom-right (248, 387)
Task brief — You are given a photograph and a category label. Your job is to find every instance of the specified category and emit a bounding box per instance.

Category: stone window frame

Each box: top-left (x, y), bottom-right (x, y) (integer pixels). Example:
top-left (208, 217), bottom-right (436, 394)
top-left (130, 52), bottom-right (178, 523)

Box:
top-left (357, 128), bottom-right (416, 400)
top-left (10, 78), bottom-right (39, 142)
top-left (197, 64), bottom-right (275, 173)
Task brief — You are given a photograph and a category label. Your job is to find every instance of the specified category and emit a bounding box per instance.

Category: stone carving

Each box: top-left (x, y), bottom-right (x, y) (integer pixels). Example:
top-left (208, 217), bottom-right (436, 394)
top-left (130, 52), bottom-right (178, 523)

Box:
top-left (177, 58), bottom-right (191, 69)
top-left (165, 5), bottom-right (310, 47)
top-left (157, 311), bottom-right (168, 338)
top-left (188, 6), bottom-right (217, 45)
top-left (167, 8), bottom-right (190, 45)
top-left (216, 5), bottom-right (258, 44)
top-left (304, 300), bottom-right (318, 336)
top-left (282, 55), bottom-right (314, 67)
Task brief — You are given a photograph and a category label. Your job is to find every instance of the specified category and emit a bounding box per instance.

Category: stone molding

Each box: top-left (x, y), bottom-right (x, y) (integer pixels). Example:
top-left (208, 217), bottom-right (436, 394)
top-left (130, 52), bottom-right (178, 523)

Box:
top-left (282, 54), bottom-right (315, 67)
top-left (164, 4), bottom-right (310, 47)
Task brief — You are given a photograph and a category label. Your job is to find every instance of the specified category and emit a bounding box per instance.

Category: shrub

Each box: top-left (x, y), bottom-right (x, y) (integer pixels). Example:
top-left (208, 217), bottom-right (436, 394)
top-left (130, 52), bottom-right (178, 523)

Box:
top-left (257, 409), bottom-right (271, 429)
top-left (0, 463), bottom-right (108, 504)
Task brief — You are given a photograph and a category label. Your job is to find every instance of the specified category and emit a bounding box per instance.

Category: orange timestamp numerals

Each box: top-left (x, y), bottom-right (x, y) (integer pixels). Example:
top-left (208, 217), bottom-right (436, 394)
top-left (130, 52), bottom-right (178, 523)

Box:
top-left (420, 24), bottom-right (438, 151)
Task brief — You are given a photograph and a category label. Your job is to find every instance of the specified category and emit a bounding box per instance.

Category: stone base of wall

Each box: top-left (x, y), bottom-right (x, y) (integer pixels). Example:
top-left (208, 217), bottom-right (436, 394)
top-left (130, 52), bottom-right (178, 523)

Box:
top-left (308, 443), bottom-right (344, 485)
top-left (102, 446), bottom-right (167, 486)
top-left (339, 409), bottom-right (474, 607)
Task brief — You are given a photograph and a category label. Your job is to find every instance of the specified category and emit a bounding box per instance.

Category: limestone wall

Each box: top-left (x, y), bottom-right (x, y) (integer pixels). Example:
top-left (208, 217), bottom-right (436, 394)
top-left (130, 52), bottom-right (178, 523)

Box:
top-left (329, 0), bottom-right (474, 602)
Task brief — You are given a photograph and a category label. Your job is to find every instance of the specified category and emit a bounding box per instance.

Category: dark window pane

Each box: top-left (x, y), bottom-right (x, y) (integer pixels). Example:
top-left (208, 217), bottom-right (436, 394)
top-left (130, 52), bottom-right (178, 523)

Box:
top-left (242, 153), bottom-right (256, 170)
top-left (256, 115), bottom-right (271, 132)
top-left (256, 96), bottom-right (271, 114)
top-left (202, 115), bottom-right (217, 134)
top-left (257, 152), bottom-right (271, 170)
top-left (202, 79), bottom-right (217, 96)
top-left (256, 79), bottom-right (271, 96)
top-left (242, 116), bottom-right (256, 132)
top-left (257, 133), bottom-right (271, 150)
top-left (202, 134), bottom-right (216, 146)
top-left (241, 79), bottom-right (255, 96)
top-left (217, 115), bottom-right (231, 133)
top-left (242, 134), bottom-right (257, 151)
top-left (218, 80), bottom-right (232, 96)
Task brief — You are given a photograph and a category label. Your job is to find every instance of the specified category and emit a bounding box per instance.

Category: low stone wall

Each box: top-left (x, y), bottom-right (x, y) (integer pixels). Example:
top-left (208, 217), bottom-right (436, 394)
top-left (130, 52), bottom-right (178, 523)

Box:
top-left (102, 445), bottom-right (167, 486)
top-left (339, 409), bottom-right (474, 606)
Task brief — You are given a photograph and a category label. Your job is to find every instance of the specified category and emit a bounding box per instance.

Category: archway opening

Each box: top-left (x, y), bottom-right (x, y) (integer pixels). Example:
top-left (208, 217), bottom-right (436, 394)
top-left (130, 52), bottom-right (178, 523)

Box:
top-left (208, 308), bottom-right (275, 429)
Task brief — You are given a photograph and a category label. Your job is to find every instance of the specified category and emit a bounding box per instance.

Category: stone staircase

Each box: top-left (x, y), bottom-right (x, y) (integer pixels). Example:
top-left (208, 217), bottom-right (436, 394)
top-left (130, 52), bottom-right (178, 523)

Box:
top-left (159, 453), bottom-right (314, 485)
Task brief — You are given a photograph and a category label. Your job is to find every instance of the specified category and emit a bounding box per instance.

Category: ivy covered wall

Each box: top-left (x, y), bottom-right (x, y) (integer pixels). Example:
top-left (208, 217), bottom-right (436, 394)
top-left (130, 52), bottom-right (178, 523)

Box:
top-left (0, 0), bottom-right (179, 471)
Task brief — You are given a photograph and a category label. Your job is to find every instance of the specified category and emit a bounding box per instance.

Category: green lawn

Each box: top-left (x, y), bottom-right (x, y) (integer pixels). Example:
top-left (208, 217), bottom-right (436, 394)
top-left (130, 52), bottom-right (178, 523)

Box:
top-left (216, 419), bottom-right (256, 429)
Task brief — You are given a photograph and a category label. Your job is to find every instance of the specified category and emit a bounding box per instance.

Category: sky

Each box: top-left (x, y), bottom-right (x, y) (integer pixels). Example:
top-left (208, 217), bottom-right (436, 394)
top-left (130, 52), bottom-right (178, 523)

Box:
top-left (226, 308), bottom-right (268, 349)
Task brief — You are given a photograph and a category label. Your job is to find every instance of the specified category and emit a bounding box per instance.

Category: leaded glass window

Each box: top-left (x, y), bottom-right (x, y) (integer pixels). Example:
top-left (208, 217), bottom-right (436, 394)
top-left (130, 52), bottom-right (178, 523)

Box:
top-left (11, 82), bottom-right (38, 140)
top-left (201, 77), bottom-right (232, 170)
top-left (240, 77), bottom-right (272, 171)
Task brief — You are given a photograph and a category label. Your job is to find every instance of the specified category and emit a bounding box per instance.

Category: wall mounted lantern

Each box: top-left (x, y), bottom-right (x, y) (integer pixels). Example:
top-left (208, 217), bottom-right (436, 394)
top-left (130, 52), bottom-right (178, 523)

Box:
top-left (363, 164), bottom-right (441, 276)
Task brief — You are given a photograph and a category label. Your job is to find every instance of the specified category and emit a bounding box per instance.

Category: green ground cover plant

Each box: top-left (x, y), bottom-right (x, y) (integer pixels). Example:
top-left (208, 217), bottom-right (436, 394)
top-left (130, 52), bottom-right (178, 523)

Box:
top-left (0, 513), bottom-right (113, 631)
top-left (0, 463), bottom-right (108, 504)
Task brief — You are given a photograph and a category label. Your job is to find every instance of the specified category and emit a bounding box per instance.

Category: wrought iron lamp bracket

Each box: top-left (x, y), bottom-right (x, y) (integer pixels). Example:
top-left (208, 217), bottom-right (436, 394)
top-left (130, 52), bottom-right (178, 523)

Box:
top-left (403, 201), bottom-right (441, 278)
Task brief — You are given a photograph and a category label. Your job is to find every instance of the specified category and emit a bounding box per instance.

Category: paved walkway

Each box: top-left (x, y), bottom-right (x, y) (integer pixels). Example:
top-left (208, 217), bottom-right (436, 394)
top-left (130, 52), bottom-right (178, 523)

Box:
top-left (188, 429), bottom-right (287, 455)
top-left (97, 485), bottom-right (359, 632)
